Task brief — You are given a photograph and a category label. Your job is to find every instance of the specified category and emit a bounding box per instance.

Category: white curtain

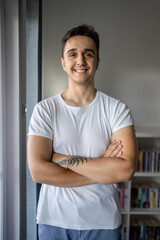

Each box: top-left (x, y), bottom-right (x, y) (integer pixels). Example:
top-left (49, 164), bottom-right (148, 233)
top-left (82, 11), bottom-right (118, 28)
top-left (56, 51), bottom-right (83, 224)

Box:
top-left (0, 0), bottom-right (5, 238)
top-left (0, 0), bottom-right (20, 239)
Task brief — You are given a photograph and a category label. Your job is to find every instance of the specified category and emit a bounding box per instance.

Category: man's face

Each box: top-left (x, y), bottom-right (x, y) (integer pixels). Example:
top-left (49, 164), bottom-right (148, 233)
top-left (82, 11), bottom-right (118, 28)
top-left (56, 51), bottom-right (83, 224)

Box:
top-left (61, 35), bottom-right (100, 85)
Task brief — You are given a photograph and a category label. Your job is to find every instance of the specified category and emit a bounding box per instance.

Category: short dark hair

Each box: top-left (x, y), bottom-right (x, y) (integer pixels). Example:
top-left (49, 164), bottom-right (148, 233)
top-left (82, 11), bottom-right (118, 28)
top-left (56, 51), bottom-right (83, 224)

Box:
top-left (61, 24), bottom-right (100, 59)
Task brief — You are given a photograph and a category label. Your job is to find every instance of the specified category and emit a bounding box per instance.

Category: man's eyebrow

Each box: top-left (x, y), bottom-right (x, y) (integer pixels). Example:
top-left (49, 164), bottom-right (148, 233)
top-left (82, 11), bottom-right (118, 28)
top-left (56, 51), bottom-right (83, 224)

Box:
top-left (66, 48), bottom-right (77, 54)
top-left (84, 48), bottom-right (95, 54)
top-left (66, 48), bottom-right (95, 55)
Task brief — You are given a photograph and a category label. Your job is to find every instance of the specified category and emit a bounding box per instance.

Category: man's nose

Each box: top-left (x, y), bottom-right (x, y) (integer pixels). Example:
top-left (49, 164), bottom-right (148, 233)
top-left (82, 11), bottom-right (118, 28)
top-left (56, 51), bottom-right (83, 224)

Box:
top-left (77, 54), bottom-right (86, 65)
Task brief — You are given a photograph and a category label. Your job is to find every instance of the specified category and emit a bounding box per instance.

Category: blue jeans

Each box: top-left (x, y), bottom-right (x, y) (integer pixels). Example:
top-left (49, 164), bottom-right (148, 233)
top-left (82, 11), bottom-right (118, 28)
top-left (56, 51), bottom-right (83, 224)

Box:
top-left (38, 224), bottom-right (121, 240)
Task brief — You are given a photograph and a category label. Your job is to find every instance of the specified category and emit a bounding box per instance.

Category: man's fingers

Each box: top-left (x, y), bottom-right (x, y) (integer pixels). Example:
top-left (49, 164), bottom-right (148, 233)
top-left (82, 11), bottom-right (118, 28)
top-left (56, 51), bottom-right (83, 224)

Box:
top-left (110, 142), bottom-right (123, 157)
top-left (104, 140), bottom-right (123, 158)
top-left (116, 151), bottom-right (123, 158)
top-left (104, 141), bottom-right (117, 157)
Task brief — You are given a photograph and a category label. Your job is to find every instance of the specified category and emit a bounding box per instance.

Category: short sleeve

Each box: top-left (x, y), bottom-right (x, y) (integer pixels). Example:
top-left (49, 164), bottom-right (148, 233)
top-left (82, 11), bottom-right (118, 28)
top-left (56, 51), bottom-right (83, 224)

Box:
top-left (110, 100), bottom-right (134, 133)
top-left (28, 101), bottom-right (53, 140)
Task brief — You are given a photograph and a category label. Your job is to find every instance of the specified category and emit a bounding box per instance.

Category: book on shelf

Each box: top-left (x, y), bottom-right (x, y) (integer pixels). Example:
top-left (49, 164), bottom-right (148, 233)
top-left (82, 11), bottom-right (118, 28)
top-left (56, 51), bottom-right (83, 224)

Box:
top-left (137, 149), bottom-right (160, 173)
top-left (130, 217), bottom-right (160, 240)
top-left (118, 183), bottom-right (128, 210)
top-left (131, 183), bottom-right (160, 209)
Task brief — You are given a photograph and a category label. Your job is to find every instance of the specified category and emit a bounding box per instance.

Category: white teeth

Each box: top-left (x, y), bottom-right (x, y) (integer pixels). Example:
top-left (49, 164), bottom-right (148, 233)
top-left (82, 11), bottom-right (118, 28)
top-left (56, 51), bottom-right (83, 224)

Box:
top-left (75, 69), bottom-right (86, 72)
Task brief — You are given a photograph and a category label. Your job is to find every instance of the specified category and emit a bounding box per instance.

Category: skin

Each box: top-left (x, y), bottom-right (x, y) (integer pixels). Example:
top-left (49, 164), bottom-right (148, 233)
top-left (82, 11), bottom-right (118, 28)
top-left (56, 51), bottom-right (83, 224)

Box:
top-left (27, 35), bottom-right (138, 187)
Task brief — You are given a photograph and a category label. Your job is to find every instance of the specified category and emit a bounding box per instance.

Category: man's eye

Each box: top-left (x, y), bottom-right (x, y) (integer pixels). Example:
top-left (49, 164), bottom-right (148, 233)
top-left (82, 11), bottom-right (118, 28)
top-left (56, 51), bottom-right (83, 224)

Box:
top-left (69, 53), bottom-right (76, 57)
top-left (85, 53), bottom-right (93, 57)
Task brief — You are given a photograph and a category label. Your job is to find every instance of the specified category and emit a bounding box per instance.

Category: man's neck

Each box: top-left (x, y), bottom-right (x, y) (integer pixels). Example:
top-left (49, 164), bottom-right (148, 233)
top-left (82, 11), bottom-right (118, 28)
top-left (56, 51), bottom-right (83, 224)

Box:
top-left (61, 86), bottom-right (97, 107)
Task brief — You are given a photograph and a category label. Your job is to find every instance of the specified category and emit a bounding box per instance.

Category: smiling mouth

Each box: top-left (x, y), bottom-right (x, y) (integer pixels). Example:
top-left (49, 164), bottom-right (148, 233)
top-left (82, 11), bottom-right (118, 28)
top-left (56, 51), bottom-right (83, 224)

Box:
top-left (74, 69), bottom-right (88, 73)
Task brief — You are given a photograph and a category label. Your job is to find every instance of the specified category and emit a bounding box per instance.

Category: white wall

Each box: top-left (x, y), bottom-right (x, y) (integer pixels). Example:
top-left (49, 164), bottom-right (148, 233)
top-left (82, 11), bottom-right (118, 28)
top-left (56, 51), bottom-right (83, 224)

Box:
top-left (42, 0), bottom-right (160, 128)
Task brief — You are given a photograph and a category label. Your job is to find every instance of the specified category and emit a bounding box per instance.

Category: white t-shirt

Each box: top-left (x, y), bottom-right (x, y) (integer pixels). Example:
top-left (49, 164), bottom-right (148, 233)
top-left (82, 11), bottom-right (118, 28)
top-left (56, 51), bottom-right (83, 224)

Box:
top-left (28, 91), bottom-right (134, 230)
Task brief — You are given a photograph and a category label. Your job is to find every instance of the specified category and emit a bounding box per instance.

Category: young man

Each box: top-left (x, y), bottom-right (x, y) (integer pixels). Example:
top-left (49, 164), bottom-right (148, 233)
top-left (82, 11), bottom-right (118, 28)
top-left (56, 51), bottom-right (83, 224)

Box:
top-left (27, 24), bottom-right (137, 240)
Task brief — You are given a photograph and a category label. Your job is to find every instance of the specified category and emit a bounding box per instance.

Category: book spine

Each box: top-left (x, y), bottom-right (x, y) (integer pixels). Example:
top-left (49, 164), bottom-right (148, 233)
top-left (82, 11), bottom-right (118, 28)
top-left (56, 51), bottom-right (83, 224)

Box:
top-left (131, 184), bottom-right (160, 210)
top-left (137, 149), bottom-right (160, 173)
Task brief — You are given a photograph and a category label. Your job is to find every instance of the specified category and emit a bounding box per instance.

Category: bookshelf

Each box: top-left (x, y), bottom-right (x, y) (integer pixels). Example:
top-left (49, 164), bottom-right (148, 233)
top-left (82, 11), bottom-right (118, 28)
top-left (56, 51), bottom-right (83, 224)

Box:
top-left (119, 127), bottom-right (160, 240)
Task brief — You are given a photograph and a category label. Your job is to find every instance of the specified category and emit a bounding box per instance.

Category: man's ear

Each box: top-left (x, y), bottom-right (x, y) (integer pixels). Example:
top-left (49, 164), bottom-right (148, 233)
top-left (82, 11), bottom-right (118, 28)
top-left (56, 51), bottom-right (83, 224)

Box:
top-left (61, 58), bottom-right (66, 72)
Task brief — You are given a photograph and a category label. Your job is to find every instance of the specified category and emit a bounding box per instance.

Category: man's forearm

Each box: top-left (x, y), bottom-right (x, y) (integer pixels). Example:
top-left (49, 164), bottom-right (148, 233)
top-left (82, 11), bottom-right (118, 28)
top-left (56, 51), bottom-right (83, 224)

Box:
top-left (72, 125), bottom-right (137, 184)
top-left (54, 126), bottom-right (137, 185)
top-left (57, 155), bottom-right (135, 184)
top-left (28, 138), bottom-right (122, 188)
top-left (32, 161), bottom-right (95, 187)
top-left (52, 139), bottom-right (127, 185)
top-left (28, 135), bottom-right (126, 187)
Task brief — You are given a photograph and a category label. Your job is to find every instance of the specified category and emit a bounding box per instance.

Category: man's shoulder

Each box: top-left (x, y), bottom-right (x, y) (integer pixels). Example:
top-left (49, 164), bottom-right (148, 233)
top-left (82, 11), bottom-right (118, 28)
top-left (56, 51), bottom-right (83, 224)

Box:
top-left (98, 91), bottom-right (130, 114)
top-left (32, 93), bottom-right (62, 116)
top-left (36, 93), bottom-right (61, 108)
top-left (98, 91), bottom-right (121, 105)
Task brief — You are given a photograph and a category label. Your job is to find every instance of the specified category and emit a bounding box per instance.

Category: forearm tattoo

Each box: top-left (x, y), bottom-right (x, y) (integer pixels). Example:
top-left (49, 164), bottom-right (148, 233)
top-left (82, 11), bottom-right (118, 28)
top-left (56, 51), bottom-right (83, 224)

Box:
top-left (57, 156), bottom-right (90, 168)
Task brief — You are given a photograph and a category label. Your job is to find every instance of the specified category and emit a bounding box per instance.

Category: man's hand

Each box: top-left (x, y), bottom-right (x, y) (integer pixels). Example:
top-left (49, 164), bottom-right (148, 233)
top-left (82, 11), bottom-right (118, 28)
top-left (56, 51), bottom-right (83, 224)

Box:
top-left (103, 140), bottom-right (123, 158)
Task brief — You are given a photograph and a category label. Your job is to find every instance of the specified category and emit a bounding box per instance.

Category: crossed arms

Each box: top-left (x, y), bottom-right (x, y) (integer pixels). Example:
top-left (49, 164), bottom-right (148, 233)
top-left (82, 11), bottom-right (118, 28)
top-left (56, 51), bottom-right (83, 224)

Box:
top-left (27, 125), bottom-right (137, 187)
